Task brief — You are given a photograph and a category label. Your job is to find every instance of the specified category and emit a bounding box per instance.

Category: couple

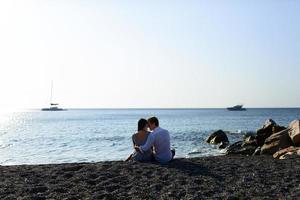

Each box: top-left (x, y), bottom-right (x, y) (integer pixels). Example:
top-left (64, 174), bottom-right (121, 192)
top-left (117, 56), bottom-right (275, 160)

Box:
top-left (126, 117), bottom-right (175, 164)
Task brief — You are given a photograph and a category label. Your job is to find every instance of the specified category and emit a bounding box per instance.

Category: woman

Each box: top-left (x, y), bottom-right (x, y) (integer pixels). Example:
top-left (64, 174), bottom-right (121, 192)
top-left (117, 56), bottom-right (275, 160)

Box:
top-left (125, 118), bottom-right (153, 162)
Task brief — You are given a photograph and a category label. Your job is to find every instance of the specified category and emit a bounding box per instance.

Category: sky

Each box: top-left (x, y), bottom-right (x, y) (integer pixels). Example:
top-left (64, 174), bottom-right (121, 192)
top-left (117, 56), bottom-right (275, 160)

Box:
top-left (0, 0), bottom-right (299, 109)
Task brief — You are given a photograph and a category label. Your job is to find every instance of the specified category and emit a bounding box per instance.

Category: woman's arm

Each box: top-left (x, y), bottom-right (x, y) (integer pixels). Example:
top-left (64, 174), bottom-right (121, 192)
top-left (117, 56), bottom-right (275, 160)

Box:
top-left (125, 134), bottom-right (136, 162)
top-left (132, 134), bottom-right (136, 147)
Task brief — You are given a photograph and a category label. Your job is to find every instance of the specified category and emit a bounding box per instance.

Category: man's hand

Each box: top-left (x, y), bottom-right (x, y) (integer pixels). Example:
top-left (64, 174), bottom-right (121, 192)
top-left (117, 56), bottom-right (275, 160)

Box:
top-left (134, 145), bottom-right (141, 152)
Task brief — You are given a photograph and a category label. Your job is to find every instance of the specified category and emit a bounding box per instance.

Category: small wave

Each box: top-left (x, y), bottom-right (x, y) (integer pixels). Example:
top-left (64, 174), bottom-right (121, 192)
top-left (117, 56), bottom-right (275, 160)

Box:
top-left (59, 143), bottom-right (68, 148)
top-left (219, 148), bottom-right (227, 154)
top-left (187, 147), bottom-right (207, 155)
top-left (110, 143), bottom-right (117, 147)
top-left (226, 130), bottom-right (256, 135)
top-left (0, 144), bottom-right (12, 149)
top-left (88, 136), bottom-right (126, 142)
top-left (78, 158), bottom-right (89, 162)
top-left (188, 151), bottom-right (202, 155)
top-left (0, 159), bottom-right (16, 165)
top-left (0, 131), bottom-right (8, 136)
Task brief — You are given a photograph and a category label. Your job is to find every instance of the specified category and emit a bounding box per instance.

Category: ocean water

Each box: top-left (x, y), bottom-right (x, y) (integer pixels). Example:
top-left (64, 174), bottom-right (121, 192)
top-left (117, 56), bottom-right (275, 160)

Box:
top-left (0, 108), bottom-right (300, 165)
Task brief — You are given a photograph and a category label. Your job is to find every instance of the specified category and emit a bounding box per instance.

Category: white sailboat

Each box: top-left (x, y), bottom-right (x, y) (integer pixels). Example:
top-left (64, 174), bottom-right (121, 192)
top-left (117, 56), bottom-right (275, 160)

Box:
top-left (41, 82), bottom-right (66, 111)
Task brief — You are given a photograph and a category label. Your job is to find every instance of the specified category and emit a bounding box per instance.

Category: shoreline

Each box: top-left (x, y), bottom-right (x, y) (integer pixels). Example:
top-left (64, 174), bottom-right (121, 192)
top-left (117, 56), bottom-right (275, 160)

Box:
top-left (1, 155), bottom-right (299, 199)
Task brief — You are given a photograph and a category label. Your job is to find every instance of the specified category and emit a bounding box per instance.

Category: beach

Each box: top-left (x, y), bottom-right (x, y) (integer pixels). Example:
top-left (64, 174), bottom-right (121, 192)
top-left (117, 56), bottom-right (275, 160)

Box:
top-left (1, 155), bottom-right (300, 199)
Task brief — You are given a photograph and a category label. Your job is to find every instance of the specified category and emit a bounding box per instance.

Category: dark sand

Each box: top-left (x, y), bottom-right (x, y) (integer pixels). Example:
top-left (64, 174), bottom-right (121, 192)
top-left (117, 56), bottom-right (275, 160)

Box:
top-left (1, 156), bottom-right (300, 200)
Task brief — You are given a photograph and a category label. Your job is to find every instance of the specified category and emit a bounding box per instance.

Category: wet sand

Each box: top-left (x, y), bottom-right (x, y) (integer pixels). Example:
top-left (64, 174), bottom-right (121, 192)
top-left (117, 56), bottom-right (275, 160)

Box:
top-left (1, 155), bottom-right (300, 199)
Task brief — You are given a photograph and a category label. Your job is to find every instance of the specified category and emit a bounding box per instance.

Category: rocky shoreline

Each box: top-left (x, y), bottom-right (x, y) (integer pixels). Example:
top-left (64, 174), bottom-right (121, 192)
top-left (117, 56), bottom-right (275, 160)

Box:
top-left (206, 119), bottom-right (300, 159)
top-left (1, 156), bottom-right (300, 199)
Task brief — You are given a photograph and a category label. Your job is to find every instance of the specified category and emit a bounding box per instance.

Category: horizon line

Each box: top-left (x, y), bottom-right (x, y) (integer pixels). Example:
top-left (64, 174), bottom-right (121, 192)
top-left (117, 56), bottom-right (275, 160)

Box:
top-left (24, 107), bottom-right (300, 110)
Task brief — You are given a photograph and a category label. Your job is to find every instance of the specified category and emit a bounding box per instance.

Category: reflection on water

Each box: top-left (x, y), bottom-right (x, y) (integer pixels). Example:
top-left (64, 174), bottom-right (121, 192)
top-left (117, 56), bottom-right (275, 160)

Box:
top-left (0, 108), bottom-right (300, 165)
top-left (0, 111), bottom-right (12, 130)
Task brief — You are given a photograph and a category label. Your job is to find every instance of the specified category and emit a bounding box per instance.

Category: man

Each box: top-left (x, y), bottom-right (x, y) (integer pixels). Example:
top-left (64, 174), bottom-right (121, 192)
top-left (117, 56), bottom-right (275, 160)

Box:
top-left (135, 117), bottom-right (175, 164)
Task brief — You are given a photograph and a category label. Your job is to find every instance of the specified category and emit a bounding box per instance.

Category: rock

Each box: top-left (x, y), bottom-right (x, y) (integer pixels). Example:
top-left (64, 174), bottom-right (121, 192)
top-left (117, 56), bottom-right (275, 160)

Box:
top-left (224, 141), bottom-right (257, 156)
top-left (256, 119), bottom-right (277, 146)
top-left (260, 129), bottom-right (293, 155)
top-left (206, 130), bottom-right (229, 145)
top-left (244, 134), bottom-right (256, 143)
top-left (243, 139), bottom-right (257, 147)
top-left (242, 132), bottom-right (258, 152)
top-left (273, 146), bottom-right (299, 159)
top-left (256, 119), bottom-right (286, 146)
top-left (224, 141), bottom-right (242, 154)
top-left (243, 132), bottom-right (256, 145)
top-left (288, 120), bottom-right (300, 145)
top-left (273, 125), bottom-right (286, 135)
top-left (253, 147), bottom-right (261, 156)
top-left (218, 141), bottom-right (229, 149)
top-left (279, 152), bottom-right (299, 160)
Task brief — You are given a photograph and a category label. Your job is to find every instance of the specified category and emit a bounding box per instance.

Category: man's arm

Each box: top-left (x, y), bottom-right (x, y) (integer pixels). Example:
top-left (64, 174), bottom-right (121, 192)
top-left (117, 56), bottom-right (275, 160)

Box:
top-left (138, 133), bottom-right (155, 154)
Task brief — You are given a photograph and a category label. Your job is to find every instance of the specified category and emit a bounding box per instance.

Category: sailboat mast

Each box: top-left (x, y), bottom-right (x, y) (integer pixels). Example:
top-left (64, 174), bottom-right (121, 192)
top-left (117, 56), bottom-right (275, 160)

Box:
top-left (50, 81), bottom-right (53, 104)
top-left (42, 81), bottom-right (65, 111)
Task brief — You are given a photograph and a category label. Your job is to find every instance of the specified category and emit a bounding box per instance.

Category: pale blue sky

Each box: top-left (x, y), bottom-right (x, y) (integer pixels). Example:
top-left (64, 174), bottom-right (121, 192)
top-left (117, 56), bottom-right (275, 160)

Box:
top-left (0, 0), bottom-right (299, 109)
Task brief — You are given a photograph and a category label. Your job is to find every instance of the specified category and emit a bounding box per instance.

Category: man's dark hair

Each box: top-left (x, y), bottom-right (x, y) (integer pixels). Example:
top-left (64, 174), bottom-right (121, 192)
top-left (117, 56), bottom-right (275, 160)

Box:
top-left (137, 118), bottom-right (148, 131)
top-left (148, 117), bottom-right (159, 127)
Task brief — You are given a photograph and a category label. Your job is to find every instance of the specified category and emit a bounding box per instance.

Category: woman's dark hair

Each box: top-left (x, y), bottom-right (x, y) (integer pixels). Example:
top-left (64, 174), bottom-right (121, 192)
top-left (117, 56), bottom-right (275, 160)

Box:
top-left (138, 118), bottom-right (148, 131)
top-left (148, 117), bottom-right (159, 127)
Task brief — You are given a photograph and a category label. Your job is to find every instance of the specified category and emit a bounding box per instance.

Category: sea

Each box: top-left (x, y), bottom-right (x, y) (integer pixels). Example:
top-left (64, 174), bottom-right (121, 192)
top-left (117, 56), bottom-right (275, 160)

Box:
top-left (0, 108), bottom-right (300, 165)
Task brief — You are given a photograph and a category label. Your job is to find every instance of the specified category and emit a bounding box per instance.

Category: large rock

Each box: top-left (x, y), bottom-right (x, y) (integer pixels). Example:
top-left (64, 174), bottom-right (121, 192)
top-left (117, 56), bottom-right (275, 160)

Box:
top-left (224, 141), bottom-right (257, 156)
top-left (256, 119), bottom-right (286, 146)
top-left (260, 129), bottom-right (293, 155)
top-left (279, 152), bottom-right (300, 160)
top-left (273, 146), bottom-right (300, 159)
top-left (206, 130), bottom-right (229, 145)
top-left (288, 120), bottom-right (300, 145)
top-left (273, 125), bottom-right (287, 134)
top-left (256, 119), bottom-right (276, 146)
